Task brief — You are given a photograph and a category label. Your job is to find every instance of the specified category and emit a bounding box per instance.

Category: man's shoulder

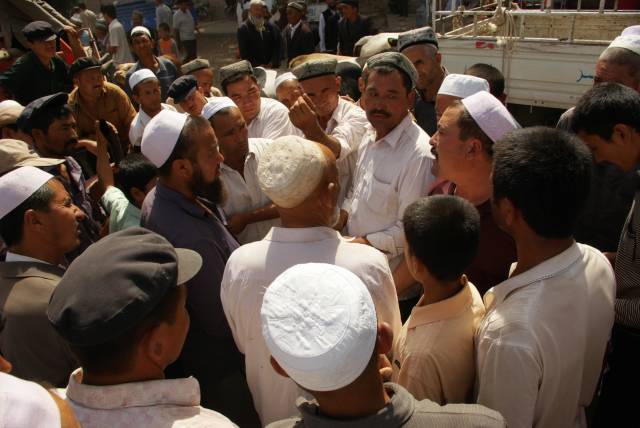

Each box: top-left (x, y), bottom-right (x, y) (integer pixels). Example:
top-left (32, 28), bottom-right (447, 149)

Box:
top-left (266, 418), bottom-right (304, 428)
top-left (261, 97), bottom-right (289, 114)
top-left (104, 81), bottom-right (130, 99)
top-left (413, 398), bottom-right (506, 427)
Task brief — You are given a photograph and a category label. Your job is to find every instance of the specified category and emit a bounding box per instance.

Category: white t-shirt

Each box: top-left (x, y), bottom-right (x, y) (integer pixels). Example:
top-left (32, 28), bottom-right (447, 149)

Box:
top-left (108, 19), bottom-right (133, 65)
top-left (173, 9), bottom-right (196, 41)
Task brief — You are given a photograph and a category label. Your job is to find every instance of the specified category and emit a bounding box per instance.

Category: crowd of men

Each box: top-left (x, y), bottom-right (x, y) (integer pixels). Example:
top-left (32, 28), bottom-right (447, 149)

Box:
top-left (0, 1), bottom-right (638, 426)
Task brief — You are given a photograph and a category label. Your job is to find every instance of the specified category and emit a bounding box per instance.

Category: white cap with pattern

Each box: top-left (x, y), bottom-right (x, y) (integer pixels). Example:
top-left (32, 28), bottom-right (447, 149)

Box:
top-left (438, 74), bottom-right (490, 98)
top-left (0, 166), bottom-right (53, 220)
top-left (461, 91), bottom-right (520, 143)
top-left (141, 109), bottom-right (188, 167)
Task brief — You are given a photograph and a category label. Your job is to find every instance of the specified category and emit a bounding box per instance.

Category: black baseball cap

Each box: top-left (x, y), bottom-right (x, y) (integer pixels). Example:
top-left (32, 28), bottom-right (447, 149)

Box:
top-left (21, 92), bottom-right (68, 132)
top-left (47, 227), bottom-right (202, 347)
top-left (22, 21), bottom-right (57, 43)
top-left (168, 75), bottom-right (198, 103)
top-left (69, 56), bottom-right (101, 77)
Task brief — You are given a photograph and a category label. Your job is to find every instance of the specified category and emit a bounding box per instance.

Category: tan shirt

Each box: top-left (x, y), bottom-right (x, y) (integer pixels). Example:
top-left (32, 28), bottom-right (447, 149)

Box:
top-left (392, 280), bottom-right (485, 405)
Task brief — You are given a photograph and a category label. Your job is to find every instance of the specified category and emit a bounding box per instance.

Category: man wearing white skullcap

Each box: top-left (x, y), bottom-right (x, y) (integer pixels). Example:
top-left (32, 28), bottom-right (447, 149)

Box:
top-left (140, 111), bottom-right (257, 423)
top-left (435, 73), bottom-right (489, 120)
top-left (202, 98), bottom-right (279, 244)
top-left (274, 72), bottom-right (302, 109)
top-left (128, 68), bottom-right (177, 147)
top-left (0, 166), bottom-right (84, 387)
top-left (220, 136), bottom-right (401, 425)
top-left (263, 263), bottom-right (506, 428)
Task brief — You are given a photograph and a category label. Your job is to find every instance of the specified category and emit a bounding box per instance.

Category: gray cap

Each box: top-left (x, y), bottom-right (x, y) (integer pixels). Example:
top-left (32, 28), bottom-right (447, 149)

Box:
top-left (287, 1), bottom-right (305, 12)
top-left (219, 60), bottom-right (254, 85)
top-left (366, 52), bottom-right (418, 89)
top-left (181, 58), bottom-right (210, 75)
top-left (292, 58), bottom-right (338, 81)
top-left (398, 26), bottom-right (438, 52)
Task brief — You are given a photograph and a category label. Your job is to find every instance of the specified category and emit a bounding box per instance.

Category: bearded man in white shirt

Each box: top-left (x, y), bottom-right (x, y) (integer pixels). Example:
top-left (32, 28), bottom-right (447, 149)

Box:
top-left (290, 58), bottom-right (369, 204)
top-left (219, 60), bottom-right (298, 140)
top-left (202, 97), bottom-right (279, 244)
top-left (220, 135), bottom-right (401, 427)
top-left (475, 127), bottom-right (616, 428)
top-left (336, 52), bottom-right (436, 270)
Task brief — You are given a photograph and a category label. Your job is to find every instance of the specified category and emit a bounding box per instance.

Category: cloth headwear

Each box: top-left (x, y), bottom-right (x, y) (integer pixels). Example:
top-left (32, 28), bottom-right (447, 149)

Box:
top-left (22, 21), bottom-right (56, 42)
top-left (257, 136), bottom-right (326, 208)
top-left (47, 227), bottom-right (202, 347)
top-left (141, 109), bottom-right (188, 167)
top-left (181, 58), bottom-right (210, 75)
top-left (250, 0), bottom-right (267, 6)
top-left (292, 59), bottom-right (338, 81)
top-left (0, 165), bottom-right (53, 220)
top-left (202, 97), bottom-right (237, 120)
top-left (0, 139), bottom-right (64, 176)
top-left (461, 91), bottom-right (520, 143)
top-left (219, 60), bottom-right (254, 86)
top-left (366, 52), bottom-right (418, 89)
top-left (129, 68), bottom-right (158, 91)
top-left (287, 1), bottom-right (305, 11)
top-left (338, 0), bottom-right (359, 7)
top-left (438, 74), bottom-right (490, 98)
top-left (275, 72), bottom-right (298, 89)
top-left (130, 26), bottom-right (151, 38)
top-left (261, 263), bottom-right (377, 392)
top-left (22, 92), bottom-right (68, 133)
top-left (167, 75), bottom-right (198, 103)
top-left (0, 100), bottom-right (24, 127)
top-left (0, 372), bottom-right (61, 428)
top-left (398, 26), bottom-right (438, 51)
top-left (608, 35), bottom-right (640, 56)
top-left (621, 25), bottom-right (640, 37)
top-left (69, 56), bottom-right (101, 77)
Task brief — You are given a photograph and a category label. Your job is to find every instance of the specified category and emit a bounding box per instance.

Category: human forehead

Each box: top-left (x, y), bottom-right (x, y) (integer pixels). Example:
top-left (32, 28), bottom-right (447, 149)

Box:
top-left (301, 75), bottom-right (336, 91)
top-left (226, 75), bottom-right (258, 94)
top-left (365, 68), bottom-right (406, 89)
top-left (401, 44), bottom-right (436, 62)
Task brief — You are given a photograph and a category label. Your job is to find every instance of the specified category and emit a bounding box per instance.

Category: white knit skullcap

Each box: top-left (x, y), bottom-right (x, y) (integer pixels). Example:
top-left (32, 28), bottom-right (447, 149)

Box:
top-left (128, 68), bottom-right (158, 91)
top-left (141, 109), bottom-right (188, 167)
top-left (0, 372), bottom-right (60, 428)
top-left (275, 72), bottom-right (297, 90)
top-left (261, 263), bottom-right (377, 392)
top-left (608, 35), bottom-right (640, 56)
top-left (257, 136), bottom-right (326, 208)
top-left (621, 26), bottom-right (640, 37)
top-left (201, 97), bottom-right (237, 120)
top-left (438, 74), bottom-right (489, 98)
top-left (0, 166), bottom-right (53, 220)
top-left (461, 91), bottom-right (520, 143)
top-left (130, 26), bottom-right (151, 37)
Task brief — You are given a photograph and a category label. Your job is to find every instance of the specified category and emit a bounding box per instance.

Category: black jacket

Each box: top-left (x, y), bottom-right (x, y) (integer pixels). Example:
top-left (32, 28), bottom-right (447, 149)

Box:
top-left (338, 15), bottom-right (377, 56)
top-left (284, 21), bottom-right (316, 64)
top-left (237, 19), bottom-right (282, 68)
top-left (322, 8), bottom-right (340, 53)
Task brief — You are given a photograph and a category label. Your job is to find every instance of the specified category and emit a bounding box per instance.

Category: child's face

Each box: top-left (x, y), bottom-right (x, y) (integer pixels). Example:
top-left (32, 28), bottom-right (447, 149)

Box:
top-left (159, 28), bottom-right (170, 39)
top-left (134, 79), bottom-right (162, 112)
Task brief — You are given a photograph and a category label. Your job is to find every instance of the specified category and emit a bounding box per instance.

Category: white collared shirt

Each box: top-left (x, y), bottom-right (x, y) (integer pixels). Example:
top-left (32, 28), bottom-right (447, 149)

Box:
top-left (219, 138), bottom-right (279, 244)
top-left (325, 98), bottom-right (370, 204)
top-left (343, 113), bottom-right (435, 259)
top-left (57, 369), bottom-right (237, 427)
top-left (475, 242), bottom-right (615, 428)
top-left (247, 97), bottom-right (300, 140)
top-left (4, 252), bottom-right (49, 265)
top-left (129, 103), bottom-right (176, 147)
top-left (220, 226), bottom-right (401, 426)
top-left (108, 19), bottom-right (133, 65)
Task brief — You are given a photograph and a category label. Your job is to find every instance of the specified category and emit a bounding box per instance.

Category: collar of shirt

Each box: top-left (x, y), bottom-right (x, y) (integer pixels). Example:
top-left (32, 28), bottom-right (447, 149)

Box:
top-left (325, 97), bottom-right (351, 132)
top-left (296, 383), bottom-right (414, 428)
top-left (290, 20), bottom-right (302, 36)
top-left (64, 368), bottom-right (201, 410)
top-left (408, 277), bottom-right (474, 328)
top-left (485, 242), bottom-right (581, 309)
top-left (4, 252), bottom-right (50, 265)
top-left (219, 139), bottom-right (262, 176)
top-left (375, 113), bottom-right (413, 149)
top-left (264, 226), bottom-right (343, 243)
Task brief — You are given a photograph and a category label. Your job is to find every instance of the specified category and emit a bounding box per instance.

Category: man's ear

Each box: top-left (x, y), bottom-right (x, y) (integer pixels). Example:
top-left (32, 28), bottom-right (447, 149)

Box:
top-left (435, 52), bottom-right (442, 65)
top-left (22, 209), bottom-right (45, 236)
top-left (465, 138), bottom-right (484, 159)
top-left (270, 356), bottom-right (290, 379)
top-left (130, 186), bottom-right (147, 207)
top-left (171, 158), bottom-right (193, 179)
top-left (335, 75), bottom-right (342, 90)
top-left (375, 322), bottom-right (393, 356)
top-left (612, 123), bottom-right (636, 147)
top-left (31, 128), bottom-right (46, 146)
top-left (142, 323), bottom-right (168, 367)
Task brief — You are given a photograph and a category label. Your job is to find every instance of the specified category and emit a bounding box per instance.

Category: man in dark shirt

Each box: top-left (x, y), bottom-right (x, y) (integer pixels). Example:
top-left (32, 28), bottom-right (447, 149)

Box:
top-left (238, 0), bottom-right (282, 68)
top-left (1, 21), bottom-right (84, 106)
top-left (337, 0), bottom-right (377, 57)
top-left (319, 0), bottom-right (340, 53)
top-left (140, 110), bottom-right (257, 425)
top-left (283, 2), bottom-right (316, 65)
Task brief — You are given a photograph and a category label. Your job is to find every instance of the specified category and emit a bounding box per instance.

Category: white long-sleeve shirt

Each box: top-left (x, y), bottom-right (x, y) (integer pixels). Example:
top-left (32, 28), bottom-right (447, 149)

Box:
top-left (247, 97), bottom-right (299, 140)
top-left (475, 242), bottom-right (615, 428)
top-left (343, 113), bottom-right (435, 260)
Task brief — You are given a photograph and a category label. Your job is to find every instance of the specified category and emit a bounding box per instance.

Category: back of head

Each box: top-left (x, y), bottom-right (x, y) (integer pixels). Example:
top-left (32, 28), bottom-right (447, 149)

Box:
top-left (101, 4), bottom-right (117, 19)
top-left (115, 153), bottom-right (157, 204)
top-left (466, 63), bottom-right (505, 99)
top-left (403, 195), bottom-right (480, 282)
top-left (571, 82), bottom-right (640, 140)
top-left (492, 127), bottom-right (592, 239)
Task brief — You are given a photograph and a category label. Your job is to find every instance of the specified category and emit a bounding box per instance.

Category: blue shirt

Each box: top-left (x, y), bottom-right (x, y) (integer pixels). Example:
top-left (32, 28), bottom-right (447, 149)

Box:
top-left (125, 57), bottom-right (178, 102)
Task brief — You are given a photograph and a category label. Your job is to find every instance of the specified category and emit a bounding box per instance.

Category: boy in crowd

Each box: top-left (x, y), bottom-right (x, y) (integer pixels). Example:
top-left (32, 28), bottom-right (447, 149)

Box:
top-left (157, 22), bottom-right (180, 65)
top-left (392, 195), bottom-right (485, 404)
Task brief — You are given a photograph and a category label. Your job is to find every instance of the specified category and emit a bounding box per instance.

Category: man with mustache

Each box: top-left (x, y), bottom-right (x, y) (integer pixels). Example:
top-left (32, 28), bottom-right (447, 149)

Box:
top-left (337, 52), bottom-right (435, 283)
top-left (140, 110), bottom-right (257, 425)
top-left (0, 166), bottom-right (85, 387)
top-left (22, 92), bottom-right (101, 256)
top-left (290, 58), bottom-right (369, 204)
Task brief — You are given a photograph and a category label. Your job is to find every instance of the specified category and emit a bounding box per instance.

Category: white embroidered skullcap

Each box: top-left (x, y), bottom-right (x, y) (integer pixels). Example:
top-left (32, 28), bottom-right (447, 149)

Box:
top-left (128, 68), bottom-right (158, 91)
top-left (0, 166), bottom-right (53, 220)
top-left (622, 25), bottom-right (640, 37)
top-left (608, 35), bottom-right (640, 56)
top-left (261, 263), bottom-right (377, 392)
top-left (201, 97), bottom-right (237, 120)
top-left (130, 26), bottom-right (151, 37)
top-left (250, 0), bottom-right (267, 6)
top-left (257, 136), bottom-right (326, 208)
top-left (438, 73), bottom-right (489, 98)
top-left (141, 109), bottom-right (188, 167)
top-left (0, 372), bottom-right (60, 428)
top-left (275, 72), bottom-right (297, 90)
top-left (462, 91), bottom-right (520, 143)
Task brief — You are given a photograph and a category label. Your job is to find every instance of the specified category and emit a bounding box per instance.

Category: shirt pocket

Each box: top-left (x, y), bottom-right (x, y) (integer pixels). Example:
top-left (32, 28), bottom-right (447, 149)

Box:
top-left (366, 176), bottom-right (398, 216)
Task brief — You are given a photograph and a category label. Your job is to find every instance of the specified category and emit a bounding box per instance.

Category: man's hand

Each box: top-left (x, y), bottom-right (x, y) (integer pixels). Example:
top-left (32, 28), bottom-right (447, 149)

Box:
top-left (289, 95), bottom-right (320, 134)
top-left (74, 139), bottom-right (98, 156)
top-left (378, 355), bottom-right (393, 382)
top-left (63, 26), bottom-right (80, 41)
top-left (93, 120), bottom-right (115, 189)
top-left (227, 213), bottom-right (248, 236)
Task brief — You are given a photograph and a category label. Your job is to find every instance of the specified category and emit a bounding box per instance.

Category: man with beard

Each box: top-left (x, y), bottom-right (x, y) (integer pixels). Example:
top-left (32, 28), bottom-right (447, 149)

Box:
top-left (202, 97), bottom-right (279, 244)
top-left (237, 0), bottom-right (282, 68)
top-left (23, 93), bottom-right (101, 256)
top-left (290, 58), bottom-right (369, 204)
top-left (140, 110), bottom-right (257, 426)
top-left (319, 0), bottom-right (339, 53)
top-left (220, 135), bottom-right (401, 426)
top-left (220, 60), bottom-right (298, 139)
top-left (398, 27), bottom-right (446, 136)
